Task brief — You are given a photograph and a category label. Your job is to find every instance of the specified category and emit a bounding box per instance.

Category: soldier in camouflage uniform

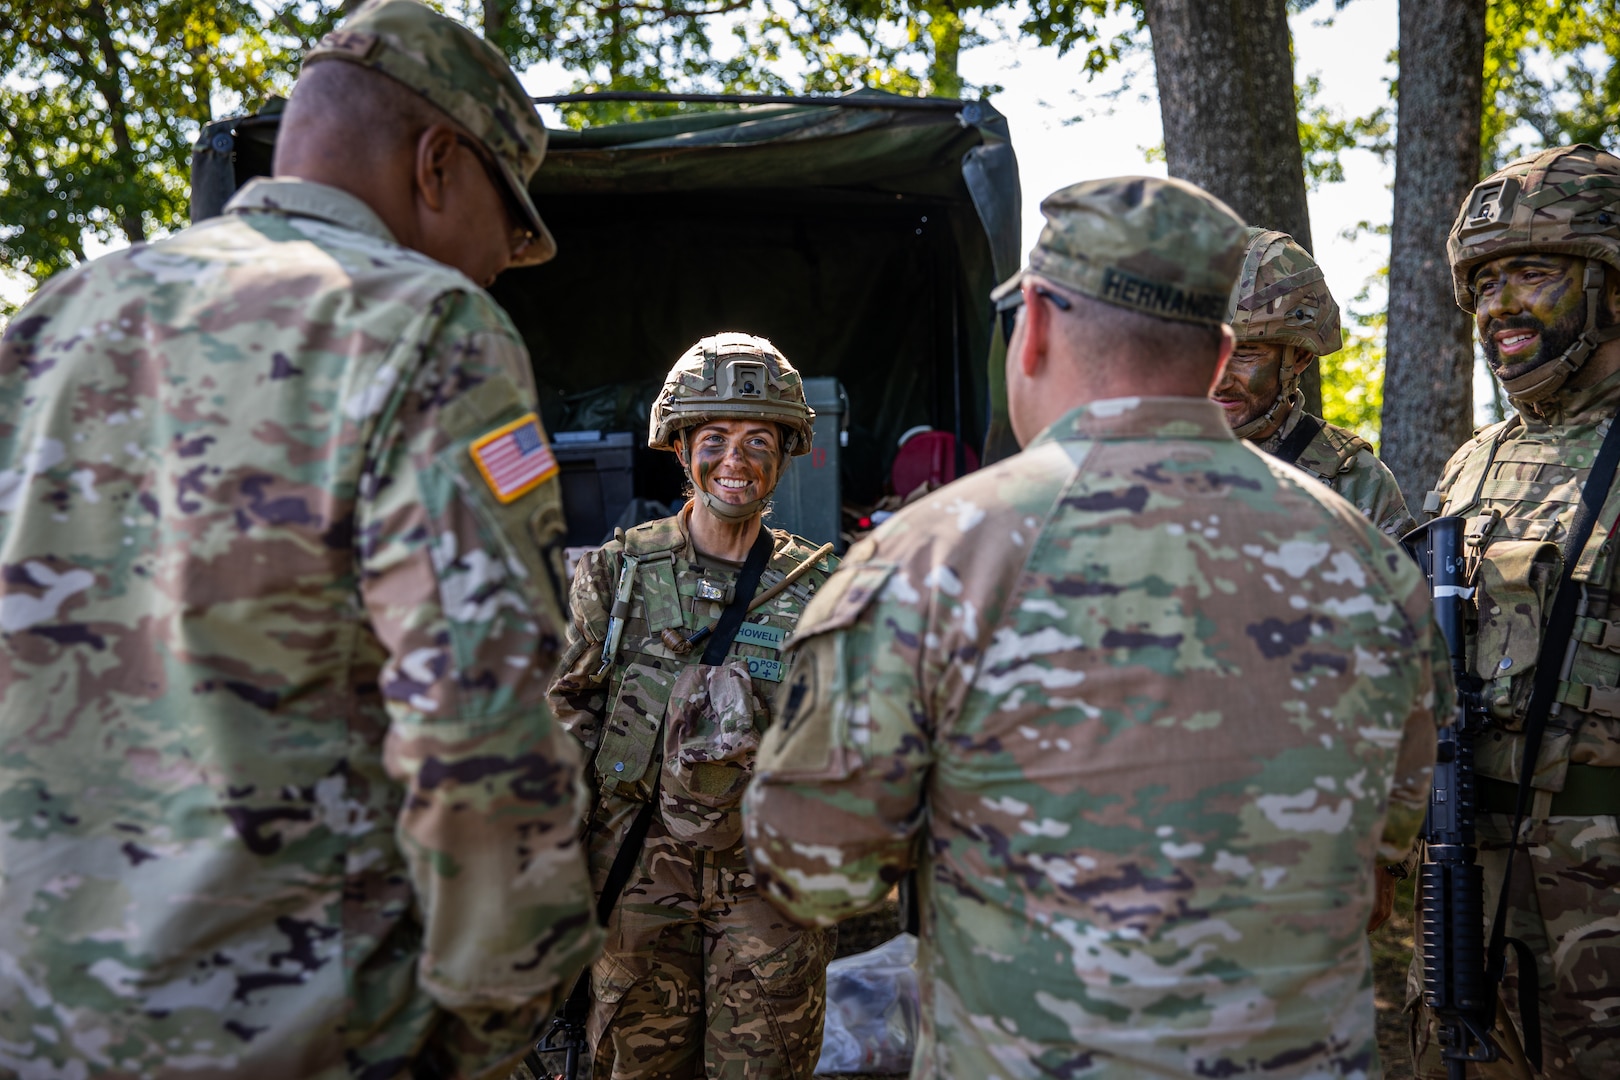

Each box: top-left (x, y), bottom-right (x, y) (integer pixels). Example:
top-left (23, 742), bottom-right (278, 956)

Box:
top-left (1212, 227), bottom-right (1416, 538)
top-left (743, 177), bottom-right (1450, 1078)
top-left (548, 334), bottom-right (839, 1079)
top-left (0, 3), bottom-right (600, 1077)
top-left (1408, 144), bottom-right (1620, 1080)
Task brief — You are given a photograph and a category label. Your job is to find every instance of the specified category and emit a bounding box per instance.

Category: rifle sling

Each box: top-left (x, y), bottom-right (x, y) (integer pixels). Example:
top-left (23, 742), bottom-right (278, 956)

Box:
top-left (1269, 412), bottom-right (1324, 467)
top-left (557, 527), bottom-right (775, 1028)
top-left (1484, 406), bottom-right (1620, 1068)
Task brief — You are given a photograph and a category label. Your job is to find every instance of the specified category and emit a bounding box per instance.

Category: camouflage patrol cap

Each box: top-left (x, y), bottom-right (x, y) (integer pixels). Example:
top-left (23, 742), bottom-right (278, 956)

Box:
top-left (304, 0), bottom-right (556, 266)
top-left (1227, 227), bottom-right (1341, 357)
top-left (1449, 143), bottom-right (1620, 312)
top-left (991, 176), bottom-right (1248, 326)
top-left (649, 333), bottom-right (816, 456)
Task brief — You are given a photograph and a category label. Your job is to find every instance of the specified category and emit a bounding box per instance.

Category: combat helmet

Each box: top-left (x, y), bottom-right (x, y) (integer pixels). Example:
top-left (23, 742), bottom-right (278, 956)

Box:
top-left (649, 332), bottom-right (816, 521)
top-left (1224, 227), bottom-right (1341, 439)
top-left (1449, 143), bottom-right (1620, 404)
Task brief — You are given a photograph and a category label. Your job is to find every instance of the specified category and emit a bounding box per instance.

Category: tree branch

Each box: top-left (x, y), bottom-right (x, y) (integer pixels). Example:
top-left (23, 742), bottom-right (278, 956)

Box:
top-left (84, 0), bottom-right (146, 242)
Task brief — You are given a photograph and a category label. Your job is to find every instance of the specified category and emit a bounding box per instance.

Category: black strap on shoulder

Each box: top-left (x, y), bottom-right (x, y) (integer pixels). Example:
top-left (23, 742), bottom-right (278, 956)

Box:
top-left (1270, 413), bottom-right (1324, 467)
top-left (701, 528), bottom-right (774, 666)
top-left (1483, 406), bottom-right (1620, 1070)
top-left (549, 525), bottom-right (776, 1037)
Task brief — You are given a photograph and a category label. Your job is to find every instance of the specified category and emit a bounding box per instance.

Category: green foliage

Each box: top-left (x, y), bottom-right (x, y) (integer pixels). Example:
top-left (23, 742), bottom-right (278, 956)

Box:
top-left (1295, 73), bottom-right (1392, 189)
top-left (1321, 260), bottom-right (1389, 446)
top-left (1482, 0), bottom-right (1620, 169)
top-left (1015, 0), bottom-right (1142, 75)
top-left (0, 0), bottom-right (333, 304)
top-left (1322, 316), bottom-right (1387, 448)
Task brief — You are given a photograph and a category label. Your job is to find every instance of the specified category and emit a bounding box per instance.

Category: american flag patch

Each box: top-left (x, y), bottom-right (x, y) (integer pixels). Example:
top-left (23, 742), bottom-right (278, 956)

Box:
top-left (469, 413), bottom-right (559, 503)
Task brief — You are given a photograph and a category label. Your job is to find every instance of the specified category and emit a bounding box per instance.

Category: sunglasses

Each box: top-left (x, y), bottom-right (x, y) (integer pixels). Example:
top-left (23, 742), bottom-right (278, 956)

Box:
top-left (454, 135), bottom-right (539, 258)
top-left (994, 281), bottom-right (1073, 343)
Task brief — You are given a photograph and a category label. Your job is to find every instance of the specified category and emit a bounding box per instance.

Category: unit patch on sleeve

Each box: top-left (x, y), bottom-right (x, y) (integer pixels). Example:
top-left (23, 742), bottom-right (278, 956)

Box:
top-left (469, 413), bottom-right (559, 503)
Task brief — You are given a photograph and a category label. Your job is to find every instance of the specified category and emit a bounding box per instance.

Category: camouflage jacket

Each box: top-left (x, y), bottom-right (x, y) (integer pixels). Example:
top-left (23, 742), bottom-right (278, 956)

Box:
top-left (0, 178), bottom-right (599, 1080)
top-left (1258, 398), bottom-right (1416, 539)
top-left (548, 509), bottom-right (835, 876)
top-left (1428, 368), bottom-right (1620, 790)
top-left (744, 397), bottom-right (1449, 1078)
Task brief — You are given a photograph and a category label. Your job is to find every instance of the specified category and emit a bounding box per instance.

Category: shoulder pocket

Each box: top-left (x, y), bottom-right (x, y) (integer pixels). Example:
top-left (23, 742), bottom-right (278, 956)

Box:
top-left (438, 386), bottom-right (569, 623)
top-left (788, 563), bottom-right (896, 646)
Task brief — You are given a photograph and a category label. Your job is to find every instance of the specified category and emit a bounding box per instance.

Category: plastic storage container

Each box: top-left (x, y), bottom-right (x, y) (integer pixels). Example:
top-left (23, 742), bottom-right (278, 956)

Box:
top-left (553, 430), bottom-right (635, 546)
top-left (769, 377), bottom-right (846, 549)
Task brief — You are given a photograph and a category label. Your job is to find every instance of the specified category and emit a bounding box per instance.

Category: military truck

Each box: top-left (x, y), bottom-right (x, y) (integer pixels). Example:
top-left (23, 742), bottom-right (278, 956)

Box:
top-left (192, 91), bottom-right (1022, 548)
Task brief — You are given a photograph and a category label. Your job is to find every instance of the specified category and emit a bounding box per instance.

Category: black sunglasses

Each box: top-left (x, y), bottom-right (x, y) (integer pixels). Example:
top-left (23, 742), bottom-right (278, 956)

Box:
top-left (454, 135), bottom-right (538, 256)
top-left (994, 282), bottom-right (1073, 343)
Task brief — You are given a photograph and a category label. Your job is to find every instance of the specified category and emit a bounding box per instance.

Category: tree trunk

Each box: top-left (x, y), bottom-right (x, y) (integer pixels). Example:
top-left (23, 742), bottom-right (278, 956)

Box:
top-left (86, 0), bottom-right (147, 243)
top-left (922, 0), bottom-right (963, 99)
top-left (1380, 0), bottom-right (1485, 500)
top-left (483, 0), bottom-right (505, 39)
top-left (1142, 0), bottom-right (1320, 414)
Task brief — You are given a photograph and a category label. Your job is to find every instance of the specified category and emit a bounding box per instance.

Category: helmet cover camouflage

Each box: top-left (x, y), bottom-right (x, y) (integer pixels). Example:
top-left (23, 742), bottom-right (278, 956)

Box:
top-left (1227, 227), bottom-right (1341, 357)
top-left (1449, 143), bottom-right (1620, 312)
top-left (303, 0), bottom-right (557, 266)
top-left (1449, 144), bottom-right (1620, 403)
top-left (649, 333), bottom-right (816, 455)
top-left (991, 176), bottom-right (1248, 327)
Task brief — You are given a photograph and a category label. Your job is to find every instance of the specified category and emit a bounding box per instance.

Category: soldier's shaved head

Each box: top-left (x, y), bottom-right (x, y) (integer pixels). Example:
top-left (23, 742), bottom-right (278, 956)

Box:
top-left (272, 58), bottom-right (523, 286)
top-left (1045, 278), bottom-right (1226, 374)
top-left (276, 59), bottom-right (444, 168)
top-left (1005, 271), bottom-right (1235, 445)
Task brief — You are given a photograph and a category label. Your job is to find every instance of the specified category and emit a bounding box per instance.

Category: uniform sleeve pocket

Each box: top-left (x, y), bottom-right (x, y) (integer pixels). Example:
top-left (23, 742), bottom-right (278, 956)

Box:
top-left (788, 563), bottom-right (896, 646)
top-left (439, 412), bottom-right (569, 630)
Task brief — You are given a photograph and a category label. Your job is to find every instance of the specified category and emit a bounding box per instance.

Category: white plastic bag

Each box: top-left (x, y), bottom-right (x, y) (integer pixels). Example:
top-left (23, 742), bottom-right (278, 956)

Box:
top-left (814, 933), bottom-right (920, 1074)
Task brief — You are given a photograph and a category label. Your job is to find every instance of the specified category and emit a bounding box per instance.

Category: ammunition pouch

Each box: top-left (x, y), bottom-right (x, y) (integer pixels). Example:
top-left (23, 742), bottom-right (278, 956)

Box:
top-left (1471, 539), bottom-right (1559, 725)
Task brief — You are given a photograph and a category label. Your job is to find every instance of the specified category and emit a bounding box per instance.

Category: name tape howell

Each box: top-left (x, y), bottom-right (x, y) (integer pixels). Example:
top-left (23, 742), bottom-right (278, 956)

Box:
top-left (734, 622), bottom-right (787, 650)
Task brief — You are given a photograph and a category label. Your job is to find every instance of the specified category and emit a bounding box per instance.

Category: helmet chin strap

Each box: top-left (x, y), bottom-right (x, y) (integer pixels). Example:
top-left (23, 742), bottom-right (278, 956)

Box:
top-left (1231, 347), bottom-right (1304, 441)
top-left (693, 487), bottom-right (770, 522)
top-left (1501, 259), bottom-right (1620, 408)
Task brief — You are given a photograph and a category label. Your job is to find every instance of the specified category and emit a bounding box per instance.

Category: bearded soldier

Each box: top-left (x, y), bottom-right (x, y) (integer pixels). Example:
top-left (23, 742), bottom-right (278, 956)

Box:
top-left (1212, 227), bottom-right (1416, 538)
top-left (547, 333), bottom-right (838, 1079)
top-left (1411, 143), bottom-right (1620, 1079)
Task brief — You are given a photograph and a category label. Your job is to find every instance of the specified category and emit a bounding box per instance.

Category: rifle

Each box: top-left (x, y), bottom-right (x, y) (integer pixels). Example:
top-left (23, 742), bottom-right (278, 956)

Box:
top-left (1406, 516), bottom-right (1500, 1079)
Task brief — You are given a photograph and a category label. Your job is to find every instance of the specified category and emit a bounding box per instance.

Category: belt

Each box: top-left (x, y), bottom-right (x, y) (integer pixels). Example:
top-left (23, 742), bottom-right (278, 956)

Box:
top-left (1476, 764), bottom-right (1620, 817)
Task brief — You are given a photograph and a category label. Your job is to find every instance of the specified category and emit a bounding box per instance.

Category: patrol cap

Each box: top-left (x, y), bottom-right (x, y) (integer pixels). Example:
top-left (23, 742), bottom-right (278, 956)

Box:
top-left (303, 0), bottom-right (557, 266)
top-left (992, 176), bottom-right (1248, 326)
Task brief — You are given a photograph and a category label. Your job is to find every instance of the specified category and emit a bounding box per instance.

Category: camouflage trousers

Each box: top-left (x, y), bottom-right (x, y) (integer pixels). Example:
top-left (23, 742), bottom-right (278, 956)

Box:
top-left (1408, 812), bottom-right (1620, 1079)
top-left (585, 809), bottom-right (833, 1080)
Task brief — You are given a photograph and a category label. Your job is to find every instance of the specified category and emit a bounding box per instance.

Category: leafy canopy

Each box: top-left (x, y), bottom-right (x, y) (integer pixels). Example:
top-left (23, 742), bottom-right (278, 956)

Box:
top-left (0, 0), bottom-right (335, 294)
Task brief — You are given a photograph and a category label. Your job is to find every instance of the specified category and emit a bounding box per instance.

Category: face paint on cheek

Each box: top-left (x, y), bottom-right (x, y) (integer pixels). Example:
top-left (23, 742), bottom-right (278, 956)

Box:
top-left (692, 445), bottom-right (725, 494)
top-left (742, 444), bottom-right (782, 492)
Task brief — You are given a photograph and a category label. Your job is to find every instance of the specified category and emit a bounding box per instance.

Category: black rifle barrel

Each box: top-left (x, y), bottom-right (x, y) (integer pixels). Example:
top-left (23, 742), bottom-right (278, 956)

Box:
top-left (1415, 516), bottom-right (1500, 1079)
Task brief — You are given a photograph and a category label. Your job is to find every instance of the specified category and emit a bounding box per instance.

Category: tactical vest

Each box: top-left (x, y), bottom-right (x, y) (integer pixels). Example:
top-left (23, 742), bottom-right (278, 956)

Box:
top-left (1288, 417), bottom-right (1372, 487)
top-left (589, 516), bottom-right (834, 810)
top-left (1430, 409), bottom-right (1620, 789)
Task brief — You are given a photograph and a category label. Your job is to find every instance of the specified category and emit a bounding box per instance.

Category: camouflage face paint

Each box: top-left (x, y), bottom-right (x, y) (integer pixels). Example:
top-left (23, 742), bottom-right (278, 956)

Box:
top-left (1475, 254), bottom-right (1588, 382)
top-left (686, 420), bottom-right (783, 507)
top-left (1211, 340), bottom-right (1288, 431)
